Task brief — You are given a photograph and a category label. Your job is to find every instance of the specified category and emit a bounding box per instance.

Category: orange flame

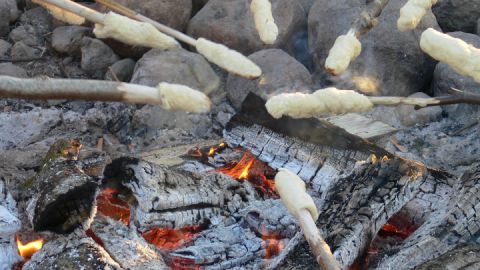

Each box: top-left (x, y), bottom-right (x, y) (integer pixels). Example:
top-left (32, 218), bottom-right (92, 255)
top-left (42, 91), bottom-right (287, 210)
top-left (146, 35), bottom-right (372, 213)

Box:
top-left (96, 188), bottom-right (130, 225)
top-left (216, 151), bottom-right (278, 198)
top-left (16, 235), bottom-right (43, 259)
top-left (143, 226), bottom-right (203, 251)
top-left (188, 142), bottom-right (227, 158)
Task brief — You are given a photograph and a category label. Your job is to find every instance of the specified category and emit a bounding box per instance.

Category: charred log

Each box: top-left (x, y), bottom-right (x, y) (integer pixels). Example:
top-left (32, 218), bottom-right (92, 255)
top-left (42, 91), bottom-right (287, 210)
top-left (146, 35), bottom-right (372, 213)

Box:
top-left (23, 232), bottom-right (121, 270)
top-left (415, 244), bottom-right (480, 270)
top-left (91, 215), bottom-right (169, 269)
top-left (104, 157), bottom-right (258, 230)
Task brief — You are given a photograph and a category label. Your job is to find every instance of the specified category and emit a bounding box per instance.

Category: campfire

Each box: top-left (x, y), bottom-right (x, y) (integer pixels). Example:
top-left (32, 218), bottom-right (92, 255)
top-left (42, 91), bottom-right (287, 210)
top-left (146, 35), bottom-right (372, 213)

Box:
top-left (1, 0), bottom-right (480, 269)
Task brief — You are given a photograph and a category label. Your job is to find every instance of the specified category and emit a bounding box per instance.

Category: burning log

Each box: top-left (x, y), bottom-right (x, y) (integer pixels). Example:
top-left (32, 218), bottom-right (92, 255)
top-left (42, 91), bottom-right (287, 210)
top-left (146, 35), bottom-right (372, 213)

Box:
top-left (0, 76), bottom-right (212, 113)
top-left (22, 232), bottom-right (120, 269)
top-left (224, 93), bottom-right (471, 268)
top-left (0, 180), bottom-right (22, 270)
top-left (26, 140), bottom-right (106, 234)
top-left (103, 157), bottom-right (257, 230)
top-left (95, 0), bottom-right (263, 79)
top-left (91, 215), bottom-right (169, 269)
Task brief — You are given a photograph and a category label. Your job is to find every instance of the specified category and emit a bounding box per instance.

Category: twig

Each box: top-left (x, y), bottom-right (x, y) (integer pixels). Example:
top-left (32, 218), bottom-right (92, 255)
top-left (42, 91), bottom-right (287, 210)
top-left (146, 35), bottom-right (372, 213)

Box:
top-left (351, 0), bottom-right (391, 36)
top-left (0, 75), bottom-right (211, 113)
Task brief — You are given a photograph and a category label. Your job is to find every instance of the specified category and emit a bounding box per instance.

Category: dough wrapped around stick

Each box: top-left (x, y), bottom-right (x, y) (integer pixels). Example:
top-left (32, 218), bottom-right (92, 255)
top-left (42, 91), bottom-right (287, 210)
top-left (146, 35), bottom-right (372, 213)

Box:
top-left (420, 28), bottom-right (480, 83)
top-left (156, 82), bottom-right (211, 113)
top-left (266, 87), bottom-right (373, 119)
top-left (325, 33), bottom-right (362, 75)
top-left (397, 0), bottom-right (438, 31)
top-left (250, 0), bottom-right (279, 44)
top-left (196, 38), bottom-right (262, 79)
top-left (94, 12), bottom-right (179, 49)
top-left (33, 0), bottom-right (85, 25)
top-left (275, 168), bottom-right (318, 220)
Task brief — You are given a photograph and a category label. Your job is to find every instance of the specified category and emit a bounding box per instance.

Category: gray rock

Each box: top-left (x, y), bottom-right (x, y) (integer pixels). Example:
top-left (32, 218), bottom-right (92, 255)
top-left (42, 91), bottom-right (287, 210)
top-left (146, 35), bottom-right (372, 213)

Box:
top-left (10, 41), bottom-right (41, 59)
top-left (226, 48), bottom-right (312, 109)
top-left (80, 37), bottom-right (120, 75)
top-left (432, 0), bottom-right (480, 33)
top-left (105, 58), bottom-right (136, 82)
top-left (0, 63), bottom-right (27, 77)
top-left (395, 92), bottom-right (443, 126)
top-left (52, 26), bottom-right (92, 55)
top-left (9, 25), bottom-right (40, 46)
top-left (0, 39), bottom-right (11, 57)
top-left (308, 0), bottom-right (439, 96)
top-left (19, 7), bottom-right (53, 36)
top-left (431, 32), bottom-right (480, 118)
top-left (103, 0), bottom-right (192, 31)
top-left (187, 0), bottom-right (306, 55)
top-left (131, 48), bottom-right (219, 95)
top-left (0, 0), bottom-right (20, 21)
top-left (477, 18), bottom-right (480, 35)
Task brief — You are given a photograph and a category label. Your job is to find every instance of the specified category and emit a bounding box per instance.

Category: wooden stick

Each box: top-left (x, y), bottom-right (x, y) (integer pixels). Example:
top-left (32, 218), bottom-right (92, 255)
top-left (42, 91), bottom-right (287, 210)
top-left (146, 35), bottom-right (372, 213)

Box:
top-left (95, 0), bottom-right (197, 46)
top-left (297, 209), bottom-right (340, 270)
top-left (38, 0), bottom-right (105, 24)
top-left (0, 76), bottom-right (211, 113)
top-left (351, 0), bottom-right (391, 36)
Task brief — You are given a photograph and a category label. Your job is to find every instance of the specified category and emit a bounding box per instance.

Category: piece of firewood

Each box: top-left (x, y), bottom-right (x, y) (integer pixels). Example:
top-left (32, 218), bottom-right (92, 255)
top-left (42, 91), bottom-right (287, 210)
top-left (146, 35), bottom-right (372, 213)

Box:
top-left (275, 168), bottom-right (341, 270)
top-left (95, 0), bottom-right (262, 79)
top-left (0, 76), bottom-right (211, 113)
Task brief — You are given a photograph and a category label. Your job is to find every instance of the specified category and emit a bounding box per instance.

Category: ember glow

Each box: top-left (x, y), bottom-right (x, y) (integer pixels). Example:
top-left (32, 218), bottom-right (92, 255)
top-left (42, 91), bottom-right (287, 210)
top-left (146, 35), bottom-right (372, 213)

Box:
top-left (96, 188), bottom-right (131, 225)
top-left (216, 151), bottom-right (278, 198)
top-left (187, 142), bottom-right (227, 158)
top-left (142, 226), bottom-right (203, 250)
top-left (264, 238), bottom-right (285, 259)
top-left (16, 235), bottom-right (43, 259)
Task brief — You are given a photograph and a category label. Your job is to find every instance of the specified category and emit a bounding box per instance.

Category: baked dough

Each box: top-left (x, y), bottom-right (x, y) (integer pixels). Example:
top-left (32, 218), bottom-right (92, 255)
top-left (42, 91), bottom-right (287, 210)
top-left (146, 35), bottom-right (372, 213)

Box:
top-left (250, 0), bottom-right (279, 44)
top-left (275, 168), bottom-right (319, 221)
top-left (33, 0), bottom-right (85, 25)
top-left (94, 12), bottom-right (179, 49)
top-left (397, 0), bottom-right (438, 32)
top-left (325, 33), bottom-right (362, 75)
top-left (196, 38), bottom-right (262, 79)
top-left (420, 28), bottom-right (480, 83)
top-left (266, 87), bottom-right (373, 119)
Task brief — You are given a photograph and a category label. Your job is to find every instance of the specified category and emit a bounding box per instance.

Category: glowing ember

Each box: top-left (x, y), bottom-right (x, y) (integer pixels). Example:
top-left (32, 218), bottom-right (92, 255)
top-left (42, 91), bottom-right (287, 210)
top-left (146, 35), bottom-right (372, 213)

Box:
top-left (216, 151), bottom-right (278, 198)
top-left (16, 235), bottom-right (43, 259)
top-left (96, 188), bottom-right (130, 225)
top-left (166, 256), bottom-right (202, 270)
top-left (187, 142), bottom-right (227, 159)
top-left (143, 226), bottom-right (202, 251)
top-left (264, 238), bottom-right (285, 259)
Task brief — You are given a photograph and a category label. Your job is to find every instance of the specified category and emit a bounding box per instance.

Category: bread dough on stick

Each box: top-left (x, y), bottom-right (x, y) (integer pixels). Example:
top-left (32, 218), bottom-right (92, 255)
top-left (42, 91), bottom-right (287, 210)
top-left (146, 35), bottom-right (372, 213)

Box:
top-left (397, 0), bottom-right (438, 31)
top-left (420, 28), bottom-right (480, 83)
top-left (33, 0), bottom-right (85, 25)
top-left (195, 38), bottom-right (262, 79)
top-left (94, 12), bottom-right (179, 49)
top-left (275, 168), bottom-right (319, 221)
top-left (325, 33), bottom-right (362, 75)
top-left (250, 0), bottom-right (279, 44)
top-left (266, 87), bottom-right (373, 119)
top-left (157, 82), bottom-right (211, 113)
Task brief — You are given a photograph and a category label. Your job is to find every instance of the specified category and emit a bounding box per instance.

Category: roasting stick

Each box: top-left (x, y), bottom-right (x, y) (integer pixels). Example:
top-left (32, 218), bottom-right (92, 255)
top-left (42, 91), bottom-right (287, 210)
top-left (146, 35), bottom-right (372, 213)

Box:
top-left (325, 0), bottom-right (391, 75)
top-left (275, 169), bottom-right (341, 270)
top-left (266, 87), bottom-right (480, 119)
top-left (94, 0), bottom-right (262, 79)
top-left (35, 0), bottom-right (179, 49)
top-left (0, 76), bottom-right (211, 113)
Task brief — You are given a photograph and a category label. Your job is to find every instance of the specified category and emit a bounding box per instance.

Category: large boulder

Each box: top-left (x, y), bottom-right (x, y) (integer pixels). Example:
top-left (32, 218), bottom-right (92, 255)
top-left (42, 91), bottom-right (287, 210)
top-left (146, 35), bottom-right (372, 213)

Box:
top-left (226, 49), bottom-right (312, 109)
top-left (102, 0), bottom-right (192, 31)
top-left (130, 48), bottom-right (219, 95)
top-left (187, 0), bottom-right (306, 56)
top-left (432, 0), bottom-right (480, 33)
top-left (431, 32), bottom-right (480, 118)
top-left (308, 0), bottom-right (439, 96)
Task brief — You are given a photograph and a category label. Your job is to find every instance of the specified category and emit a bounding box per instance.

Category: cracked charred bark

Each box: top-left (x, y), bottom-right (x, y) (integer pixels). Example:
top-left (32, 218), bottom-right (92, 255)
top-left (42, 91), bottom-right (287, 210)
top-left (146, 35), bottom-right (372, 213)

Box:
top-left (104, 157), bottom-right (258, 231)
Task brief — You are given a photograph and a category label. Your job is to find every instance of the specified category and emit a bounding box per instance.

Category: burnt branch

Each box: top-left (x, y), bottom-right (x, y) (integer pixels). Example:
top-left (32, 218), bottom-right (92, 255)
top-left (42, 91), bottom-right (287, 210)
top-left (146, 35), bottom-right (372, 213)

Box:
top-left (352, 0), bottom-right (391, 36)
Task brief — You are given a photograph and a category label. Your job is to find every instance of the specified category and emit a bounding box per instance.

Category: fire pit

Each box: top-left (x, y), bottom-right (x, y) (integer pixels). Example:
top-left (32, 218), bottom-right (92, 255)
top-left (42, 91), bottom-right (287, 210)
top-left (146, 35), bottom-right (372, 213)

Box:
top-left (1, 0), bottom-right (480, 269)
